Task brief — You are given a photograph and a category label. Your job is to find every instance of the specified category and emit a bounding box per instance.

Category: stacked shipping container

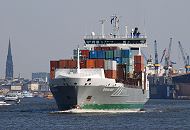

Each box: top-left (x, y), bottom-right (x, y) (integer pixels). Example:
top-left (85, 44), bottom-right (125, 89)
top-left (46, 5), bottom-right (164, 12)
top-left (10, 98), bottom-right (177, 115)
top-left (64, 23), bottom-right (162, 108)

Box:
top-left (104, 60), bottom-right (117, 79)
top-left (50, 47), bottom-right (145, 80)
top-left (50, 61), bottom-right (59, 79)
top-left (134, 55), bottom-right (144, 72)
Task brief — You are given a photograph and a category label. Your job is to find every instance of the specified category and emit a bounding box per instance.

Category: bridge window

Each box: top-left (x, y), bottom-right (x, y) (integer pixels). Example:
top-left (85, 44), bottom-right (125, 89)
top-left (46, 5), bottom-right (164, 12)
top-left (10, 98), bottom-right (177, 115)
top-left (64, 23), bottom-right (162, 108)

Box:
top-left (92, 41), bottom-right (95, 44)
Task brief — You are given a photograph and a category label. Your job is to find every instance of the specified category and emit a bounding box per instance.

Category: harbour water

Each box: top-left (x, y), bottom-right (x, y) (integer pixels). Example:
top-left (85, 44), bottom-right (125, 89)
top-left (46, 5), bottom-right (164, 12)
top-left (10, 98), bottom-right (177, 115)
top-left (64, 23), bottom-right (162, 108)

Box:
top-left (0, 98), bottom-right (190, 130)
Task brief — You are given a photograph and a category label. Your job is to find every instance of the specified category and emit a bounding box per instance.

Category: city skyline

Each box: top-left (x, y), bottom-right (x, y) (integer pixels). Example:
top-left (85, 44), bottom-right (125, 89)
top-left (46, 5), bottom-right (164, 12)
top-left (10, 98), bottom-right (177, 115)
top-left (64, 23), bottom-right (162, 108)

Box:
top-left (0, 0), bottom-right (190, 78)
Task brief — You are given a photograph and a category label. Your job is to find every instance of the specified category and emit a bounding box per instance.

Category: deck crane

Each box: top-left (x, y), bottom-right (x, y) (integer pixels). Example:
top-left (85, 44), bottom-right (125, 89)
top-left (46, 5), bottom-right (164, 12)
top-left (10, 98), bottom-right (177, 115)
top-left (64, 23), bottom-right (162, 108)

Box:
top-left (164, 38), bottom-right (172, 71)
top-left (178, 41), bottom-right (190, 73)
top-left (154, 40), bottom-right (160, 74)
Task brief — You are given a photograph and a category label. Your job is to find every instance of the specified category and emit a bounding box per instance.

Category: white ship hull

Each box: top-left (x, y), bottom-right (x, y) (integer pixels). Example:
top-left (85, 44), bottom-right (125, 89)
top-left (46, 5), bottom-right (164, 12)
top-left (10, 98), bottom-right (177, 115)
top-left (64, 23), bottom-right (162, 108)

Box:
top-left (50, 69), bottom-right (149, 110)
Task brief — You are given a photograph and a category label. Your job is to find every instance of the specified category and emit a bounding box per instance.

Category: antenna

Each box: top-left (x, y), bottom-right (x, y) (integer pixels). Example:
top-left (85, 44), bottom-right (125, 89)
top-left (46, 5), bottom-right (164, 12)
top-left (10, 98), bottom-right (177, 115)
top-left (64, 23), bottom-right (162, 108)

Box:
top-left (125, 26), bottom-right (128, 38)
top-left (99, 19), bottom-right (106, 38)
top-left (111, 14), bottom-right (120, 37)
top-left (143, 10), bottom-right (147, 37)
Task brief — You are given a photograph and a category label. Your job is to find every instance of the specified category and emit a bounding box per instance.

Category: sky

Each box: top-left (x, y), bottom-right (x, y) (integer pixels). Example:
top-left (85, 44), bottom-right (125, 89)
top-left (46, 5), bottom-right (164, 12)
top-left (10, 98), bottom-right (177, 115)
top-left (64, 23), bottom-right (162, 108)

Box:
top-left (0, 0), bottom-right (190, 79)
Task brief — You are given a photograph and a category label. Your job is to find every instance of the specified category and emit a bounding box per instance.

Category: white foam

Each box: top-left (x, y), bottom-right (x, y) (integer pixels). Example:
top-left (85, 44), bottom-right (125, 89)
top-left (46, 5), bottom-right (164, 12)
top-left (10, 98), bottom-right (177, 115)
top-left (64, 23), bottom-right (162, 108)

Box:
top-left (50, 109), bottom-right (144, 114)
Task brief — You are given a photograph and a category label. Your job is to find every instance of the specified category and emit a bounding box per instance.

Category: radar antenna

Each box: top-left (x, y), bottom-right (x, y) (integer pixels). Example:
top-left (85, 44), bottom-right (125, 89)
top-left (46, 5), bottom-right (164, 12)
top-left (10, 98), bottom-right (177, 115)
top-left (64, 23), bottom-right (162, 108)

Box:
top-left (111, 14), bottom-right (120, 37)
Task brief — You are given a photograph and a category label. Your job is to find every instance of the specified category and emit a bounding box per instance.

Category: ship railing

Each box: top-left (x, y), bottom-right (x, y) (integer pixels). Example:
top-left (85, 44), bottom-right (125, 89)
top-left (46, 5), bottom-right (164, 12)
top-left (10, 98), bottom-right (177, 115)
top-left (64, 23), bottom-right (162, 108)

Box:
top-left (84, 34), bottom-right (146, 39)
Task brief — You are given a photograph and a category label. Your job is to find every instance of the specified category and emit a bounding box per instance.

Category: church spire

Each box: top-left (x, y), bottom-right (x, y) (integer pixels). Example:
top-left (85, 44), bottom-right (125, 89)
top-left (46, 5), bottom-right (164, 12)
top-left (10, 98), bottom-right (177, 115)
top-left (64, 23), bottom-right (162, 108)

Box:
top-left (5, 38), bottom-right (13, 80)
top-left (8, 38), bottom-right (12, 57)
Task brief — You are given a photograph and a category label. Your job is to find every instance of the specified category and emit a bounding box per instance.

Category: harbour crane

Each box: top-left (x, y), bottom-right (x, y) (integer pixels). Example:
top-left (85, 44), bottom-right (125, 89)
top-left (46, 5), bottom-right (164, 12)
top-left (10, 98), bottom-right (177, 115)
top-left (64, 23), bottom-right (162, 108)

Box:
top-left (141, 50), bottom-right (154, 68)
top-left (154, 40), bottom-right (160, 74)
top-left (178, 41), bottom-right (190, 73)
top-left (160, 48), bottom-right (166, 63)
top-left (164, 38), bottom-right (172, 71)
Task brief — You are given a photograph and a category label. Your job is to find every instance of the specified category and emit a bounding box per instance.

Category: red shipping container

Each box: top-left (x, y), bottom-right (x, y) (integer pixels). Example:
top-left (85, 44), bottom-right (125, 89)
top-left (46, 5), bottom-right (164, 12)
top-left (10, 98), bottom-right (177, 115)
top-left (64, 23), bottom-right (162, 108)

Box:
top-left (134, 55), bottom-right (144, 64)
top-left (80, 60), bottom-right (86, 68)
top-left (50, 61), bottom-right (59, 71)
top-left (50, 70), bottom-right (55, 79)
top-left (59, 60), bottom-right (68, 68)
top-left (81, 50), bottom-right (90, 59)
top-left (95, 59), bottom-right (104, 68)
top-left (68, 60), bottom-right (77, 68)
top-left (117, 64), bottom-right (126, 80)
top-left (59, 59), bottom-right (77, 68)
top-left (86, 59), bottom-right (96, 68)
top-left (94, 47), bottom-right (102, 51)
top-left (104, 70), bottom-right (117, 79)
top-left (101, 47), bottom-right (110, 51)
top-left (94, 46), bottom-right (111, 51)
top-left (134, 63), bottom-right (144, 72)
top-left (109, 46), bottom-right (119, 50)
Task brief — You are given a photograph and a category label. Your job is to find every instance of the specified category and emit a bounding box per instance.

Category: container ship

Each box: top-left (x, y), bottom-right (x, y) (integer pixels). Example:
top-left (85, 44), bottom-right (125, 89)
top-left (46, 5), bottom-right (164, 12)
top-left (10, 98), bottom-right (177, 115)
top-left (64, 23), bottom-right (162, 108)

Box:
top-left (49, 15), bottom-right (149, 111)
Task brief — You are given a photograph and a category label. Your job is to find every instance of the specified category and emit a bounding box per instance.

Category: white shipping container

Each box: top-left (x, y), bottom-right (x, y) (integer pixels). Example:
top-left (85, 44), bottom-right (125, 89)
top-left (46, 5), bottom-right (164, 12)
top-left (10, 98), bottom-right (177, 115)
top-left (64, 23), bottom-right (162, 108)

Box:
top-left (104, 60), bottom-right (117, 70)
top-left (11, 85), bottom-right (22, 91)
top-left (129, 58), bottom-right (133, 65)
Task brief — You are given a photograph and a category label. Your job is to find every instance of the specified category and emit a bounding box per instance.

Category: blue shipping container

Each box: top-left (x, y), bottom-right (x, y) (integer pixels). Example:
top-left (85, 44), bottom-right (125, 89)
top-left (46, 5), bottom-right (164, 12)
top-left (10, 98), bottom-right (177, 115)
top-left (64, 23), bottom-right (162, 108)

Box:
top-left (89, 51), bottom-right (97, 59)
top-left (121, 50), bottom-right (132, 58)
top-left (126, 65), bottom-right (133, 73)
top-left (97, 50), bottom-right (105, 59)
top-left (114, 57), bottom-right (122, 64)
top-left (122, 58), bottom-right (129, 64)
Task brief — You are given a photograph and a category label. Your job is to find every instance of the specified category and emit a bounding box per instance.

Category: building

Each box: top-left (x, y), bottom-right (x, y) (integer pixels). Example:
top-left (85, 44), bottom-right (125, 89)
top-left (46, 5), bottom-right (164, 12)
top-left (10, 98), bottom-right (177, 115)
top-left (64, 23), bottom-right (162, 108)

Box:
top-left (32, 72), bottom-right (50, 82)
top-left (28, 82), bottom-right (39, 91)
top-left (5, 39), bottom-right (13, 80)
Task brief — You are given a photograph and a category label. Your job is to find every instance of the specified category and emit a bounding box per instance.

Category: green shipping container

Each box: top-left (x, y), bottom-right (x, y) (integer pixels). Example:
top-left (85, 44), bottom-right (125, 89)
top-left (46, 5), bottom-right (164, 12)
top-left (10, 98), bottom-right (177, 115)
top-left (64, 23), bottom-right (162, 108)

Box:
top-left (114, 50), bottom-right (121, 58)
top-left (105, 50), bottom-right (114, 59)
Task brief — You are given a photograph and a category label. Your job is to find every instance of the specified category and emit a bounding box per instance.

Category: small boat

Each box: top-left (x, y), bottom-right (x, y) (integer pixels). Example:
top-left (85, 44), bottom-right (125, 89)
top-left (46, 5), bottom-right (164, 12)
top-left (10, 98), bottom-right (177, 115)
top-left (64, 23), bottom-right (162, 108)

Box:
top-left (22, 91), bottom-right (34, 98)
top-left (0, 101), bottom-right (11, 106)
top-left (0, 95), bottom-right (5, 98)
top-left (4, 92), bottom-right (20, 102)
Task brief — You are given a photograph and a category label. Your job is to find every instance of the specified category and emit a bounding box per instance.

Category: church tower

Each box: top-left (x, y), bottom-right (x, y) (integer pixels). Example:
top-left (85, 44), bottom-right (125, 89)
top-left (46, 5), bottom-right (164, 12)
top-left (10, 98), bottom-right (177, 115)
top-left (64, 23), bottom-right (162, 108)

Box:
top-left (5, 39), bottom-right (13, 79)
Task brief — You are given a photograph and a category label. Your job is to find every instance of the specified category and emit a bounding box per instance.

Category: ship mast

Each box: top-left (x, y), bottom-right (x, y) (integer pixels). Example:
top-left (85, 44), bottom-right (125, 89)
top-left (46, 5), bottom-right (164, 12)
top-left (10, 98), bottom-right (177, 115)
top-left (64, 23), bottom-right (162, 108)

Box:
top-left (100, 19), bottom-right (106, 38)
top-left (77, 46), bottom-right (80, 73)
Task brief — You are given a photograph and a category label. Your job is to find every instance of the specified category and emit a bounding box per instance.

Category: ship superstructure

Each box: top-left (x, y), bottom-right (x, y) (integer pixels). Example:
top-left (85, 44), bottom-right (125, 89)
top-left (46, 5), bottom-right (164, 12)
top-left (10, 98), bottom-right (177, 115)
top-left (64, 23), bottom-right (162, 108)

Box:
top-left (50, 15), bottom-right (149, 111)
